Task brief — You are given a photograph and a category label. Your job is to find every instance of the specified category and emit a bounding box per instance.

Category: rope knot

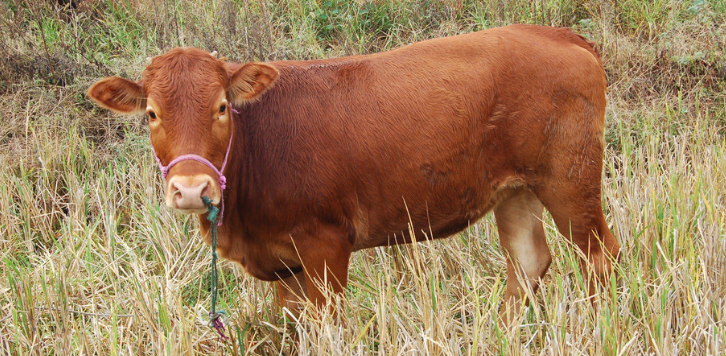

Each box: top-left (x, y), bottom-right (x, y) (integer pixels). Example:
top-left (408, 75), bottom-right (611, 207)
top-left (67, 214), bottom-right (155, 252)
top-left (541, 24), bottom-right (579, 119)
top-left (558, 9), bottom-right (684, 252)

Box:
top-left (219, 175), bottom-right (227, 190)
top-left (209, 311), bottom-right (228, 341)
top-left (202, 196), bottom-right (220, 223)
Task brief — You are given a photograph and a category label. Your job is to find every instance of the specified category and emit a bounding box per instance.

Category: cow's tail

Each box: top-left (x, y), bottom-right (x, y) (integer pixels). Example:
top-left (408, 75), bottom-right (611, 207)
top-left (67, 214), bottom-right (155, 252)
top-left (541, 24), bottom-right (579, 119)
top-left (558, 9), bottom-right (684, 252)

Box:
top-left (564, 28), bottom-right (602, 62)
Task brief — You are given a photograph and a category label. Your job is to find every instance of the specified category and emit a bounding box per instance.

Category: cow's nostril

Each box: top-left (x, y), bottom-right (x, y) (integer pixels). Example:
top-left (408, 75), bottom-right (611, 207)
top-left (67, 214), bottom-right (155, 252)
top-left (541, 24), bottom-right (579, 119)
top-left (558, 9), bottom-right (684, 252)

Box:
top-left (171, 185), bottom-right (182, 198)
top-left (201, 184), bottom-right (212, 199)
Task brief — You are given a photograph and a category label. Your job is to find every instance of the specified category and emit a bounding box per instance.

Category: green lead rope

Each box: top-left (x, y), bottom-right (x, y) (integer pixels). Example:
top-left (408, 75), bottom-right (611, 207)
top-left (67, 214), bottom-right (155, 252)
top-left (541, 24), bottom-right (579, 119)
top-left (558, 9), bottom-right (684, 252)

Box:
top-left (202, 196), bottom-right (227, 341)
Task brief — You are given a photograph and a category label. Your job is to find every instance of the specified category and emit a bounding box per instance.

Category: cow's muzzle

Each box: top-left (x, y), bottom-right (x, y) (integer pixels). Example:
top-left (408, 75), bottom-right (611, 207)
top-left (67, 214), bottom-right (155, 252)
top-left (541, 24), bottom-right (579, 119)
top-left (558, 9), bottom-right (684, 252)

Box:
top-left (165, 174), bottom-right (220, 214)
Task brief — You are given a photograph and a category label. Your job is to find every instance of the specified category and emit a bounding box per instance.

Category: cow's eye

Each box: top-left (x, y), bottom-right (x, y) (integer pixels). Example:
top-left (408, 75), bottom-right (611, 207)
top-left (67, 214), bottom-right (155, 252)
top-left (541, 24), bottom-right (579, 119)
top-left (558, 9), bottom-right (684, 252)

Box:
top-left (219, 105), bottom-right (226, 114)
top-left (148, 111), bottom-right (157, 120)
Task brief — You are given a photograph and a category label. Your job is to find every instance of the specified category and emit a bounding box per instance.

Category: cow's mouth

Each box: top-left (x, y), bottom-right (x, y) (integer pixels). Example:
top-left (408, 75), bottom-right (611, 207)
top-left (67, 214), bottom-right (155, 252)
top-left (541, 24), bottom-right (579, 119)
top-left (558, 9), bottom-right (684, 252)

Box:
top-left (176, 207), bottom-right (209, 215)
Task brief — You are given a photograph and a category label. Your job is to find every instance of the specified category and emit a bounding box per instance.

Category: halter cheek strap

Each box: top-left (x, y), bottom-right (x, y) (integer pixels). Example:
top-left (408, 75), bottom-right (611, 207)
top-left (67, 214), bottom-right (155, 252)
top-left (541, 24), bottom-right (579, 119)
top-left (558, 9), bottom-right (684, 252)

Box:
top-left (151, 107), bottom-right (239, 226)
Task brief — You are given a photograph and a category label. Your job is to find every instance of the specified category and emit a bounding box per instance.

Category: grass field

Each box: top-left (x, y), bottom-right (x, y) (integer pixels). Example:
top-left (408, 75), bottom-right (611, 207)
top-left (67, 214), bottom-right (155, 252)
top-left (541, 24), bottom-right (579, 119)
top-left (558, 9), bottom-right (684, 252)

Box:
top-left (1, 0), bottom-right (725, 354)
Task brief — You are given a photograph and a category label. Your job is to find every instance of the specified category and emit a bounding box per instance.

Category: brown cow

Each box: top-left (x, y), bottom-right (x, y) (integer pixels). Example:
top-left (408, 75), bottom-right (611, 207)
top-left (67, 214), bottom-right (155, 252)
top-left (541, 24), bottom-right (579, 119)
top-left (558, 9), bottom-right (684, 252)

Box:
top-left (88, 24), bottom-right (620, 319)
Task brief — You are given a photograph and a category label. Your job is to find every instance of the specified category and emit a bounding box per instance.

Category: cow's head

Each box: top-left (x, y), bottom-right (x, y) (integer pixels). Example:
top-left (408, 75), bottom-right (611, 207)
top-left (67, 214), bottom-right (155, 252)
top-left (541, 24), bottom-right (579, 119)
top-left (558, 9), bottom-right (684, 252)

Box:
top-left (88, 48), bottom-right (279, 213)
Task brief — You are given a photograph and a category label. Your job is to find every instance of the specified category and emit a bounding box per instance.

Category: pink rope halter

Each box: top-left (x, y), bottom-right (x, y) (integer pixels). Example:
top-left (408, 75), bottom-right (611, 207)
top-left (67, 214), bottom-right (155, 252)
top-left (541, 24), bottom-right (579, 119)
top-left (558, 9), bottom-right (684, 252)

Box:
top-left (150, 107), bottom-right (238, 226)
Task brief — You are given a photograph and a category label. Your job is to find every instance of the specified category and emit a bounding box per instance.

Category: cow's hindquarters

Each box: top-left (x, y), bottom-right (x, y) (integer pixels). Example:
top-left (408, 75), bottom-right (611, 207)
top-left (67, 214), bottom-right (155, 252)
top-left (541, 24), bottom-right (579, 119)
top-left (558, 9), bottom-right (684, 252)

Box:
top-left (531, 74), bottom-right (620, 302)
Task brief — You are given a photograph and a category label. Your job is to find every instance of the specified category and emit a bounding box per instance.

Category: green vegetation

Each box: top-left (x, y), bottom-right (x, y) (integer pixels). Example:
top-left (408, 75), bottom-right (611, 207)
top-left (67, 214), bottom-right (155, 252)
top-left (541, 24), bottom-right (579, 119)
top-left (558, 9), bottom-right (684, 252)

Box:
top-left (1, 0), bottom-right (724, 354)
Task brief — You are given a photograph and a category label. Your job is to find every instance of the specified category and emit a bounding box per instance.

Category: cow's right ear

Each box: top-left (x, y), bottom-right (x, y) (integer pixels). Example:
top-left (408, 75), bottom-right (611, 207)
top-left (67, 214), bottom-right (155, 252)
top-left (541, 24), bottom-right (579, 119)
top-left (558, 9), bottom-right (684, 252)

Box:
top-left (87, 77), bottom-right (146, 114)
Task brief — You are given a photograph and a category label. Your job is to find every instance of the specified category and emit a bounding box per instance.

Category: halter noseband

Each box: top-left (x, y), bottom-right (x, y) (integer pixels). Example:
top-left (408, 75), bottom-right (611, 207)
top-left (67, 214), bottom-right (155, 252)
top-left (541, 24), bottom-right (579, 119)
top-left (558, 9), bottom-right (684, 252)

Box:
top-left (151, 107), bottom-right (238, 226)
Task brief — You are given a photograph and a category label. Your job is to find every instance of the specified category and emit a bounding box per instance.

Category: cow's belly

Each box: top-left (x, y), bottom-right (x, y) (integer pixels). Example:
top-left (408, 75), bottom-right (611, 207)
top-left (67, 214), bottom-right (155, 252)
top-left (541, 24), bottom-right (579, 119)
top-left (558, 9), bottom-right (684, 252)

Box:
top-left (354, 171), bottom-right (522, 250)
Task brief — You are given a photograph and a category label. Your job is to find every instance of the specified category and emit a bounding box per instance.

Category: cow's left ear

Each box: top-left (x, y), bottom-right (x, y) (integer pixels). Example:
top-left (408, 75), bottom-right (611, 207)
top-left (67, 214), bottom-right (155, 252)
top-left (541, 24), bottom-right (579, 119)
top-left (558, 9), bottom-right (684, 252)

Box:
top-left (228, 63), bottom-right (279, 105)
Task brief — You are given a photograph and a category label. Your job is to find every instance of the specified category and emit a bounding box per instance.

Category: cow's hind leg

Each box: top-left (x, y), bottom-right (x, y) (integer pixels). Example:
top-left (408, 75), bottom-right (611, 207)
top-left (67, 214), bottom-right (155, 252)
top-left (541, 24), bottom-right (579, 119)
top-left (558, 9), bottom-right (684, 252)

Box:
top-left (494, 188), bottom-right (551, 321)
top-left (533, 79), bottom-right (620, 299)
top-left (535, 170), bottom-right (620, 299)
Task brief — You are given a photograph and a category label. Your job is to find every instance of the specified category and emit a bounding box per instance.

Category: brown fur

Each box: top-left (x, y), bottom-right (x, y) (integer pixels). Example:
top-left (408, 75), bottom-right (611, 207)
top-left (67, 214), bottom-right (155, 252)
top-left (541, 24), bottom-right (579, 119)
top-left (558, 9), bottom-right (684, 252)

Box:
top-left (88, 24), bottom-right (620, 319)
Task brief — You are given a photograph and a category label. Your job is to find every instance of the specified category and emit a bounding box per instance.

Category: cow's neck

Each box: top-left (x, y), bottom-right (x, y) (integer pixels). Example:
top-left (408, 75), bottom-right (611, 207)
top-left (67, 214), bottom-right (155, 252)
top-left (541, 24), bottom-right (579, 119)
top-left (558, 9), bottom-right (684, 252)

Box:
top-left (201, 96), bottom-right (284, 244)
top-left (200, 62), bottom-right (345, 253)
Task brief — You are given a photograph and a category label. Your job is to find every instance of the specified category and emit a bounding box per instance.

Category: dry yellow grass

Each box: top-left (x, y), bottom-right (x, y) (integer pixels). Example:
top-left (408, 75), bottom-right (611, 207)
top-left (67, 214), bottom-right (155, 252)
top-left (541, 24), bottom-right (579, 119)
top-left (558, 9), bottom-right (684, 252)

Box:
top-left (1, 0), bottom-right (724, 355)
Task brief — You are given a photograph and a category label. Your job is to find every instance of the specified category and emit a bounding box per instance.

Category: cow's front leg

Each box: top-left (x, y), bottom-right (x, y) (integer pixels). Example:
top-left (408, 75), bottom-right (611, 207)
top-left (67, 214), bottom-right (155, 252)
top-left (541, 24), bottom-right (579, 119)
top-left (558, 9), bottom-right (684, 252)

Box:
top-left (276, 271), bottom-right (307, 315)
top-left (295, 225), bottom-right (353, 310)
